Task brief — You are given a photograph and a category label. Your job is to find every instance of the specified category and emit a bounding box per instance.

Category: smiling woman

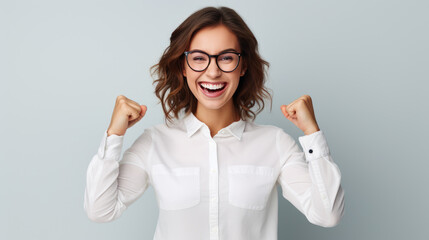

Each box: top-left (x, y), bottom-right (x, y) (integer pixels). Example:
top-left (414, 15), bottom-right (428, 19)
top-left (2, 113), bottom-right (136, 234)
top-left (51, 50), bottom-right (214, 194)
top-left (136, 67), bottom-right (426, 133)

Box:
top-left (84, 6), bottom-right (345, 240)
top-left (182, 24), bottom-right (245, 127)
top-left (151, 6), bottom-right (271, 125)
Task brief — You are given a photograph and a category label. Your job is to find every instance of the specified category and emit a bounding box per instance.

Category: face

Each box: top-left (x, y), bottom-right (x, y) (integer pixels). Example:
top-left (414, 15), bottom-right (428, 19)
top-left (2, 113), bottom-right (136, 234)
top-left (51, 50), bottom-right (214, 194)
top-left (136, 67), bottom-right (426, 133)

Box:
top-left (183, 24), bottom-right (246, 115)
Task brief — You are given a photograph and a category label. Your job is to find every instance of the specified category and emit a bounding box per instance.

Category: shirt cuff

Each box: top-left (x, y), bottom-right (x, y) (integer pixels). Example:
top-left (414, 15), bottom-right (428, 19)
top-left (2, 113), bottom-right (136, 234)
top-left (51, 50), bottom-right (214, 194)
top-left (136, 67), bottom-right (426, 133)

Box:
top-left (298, 130), bottom-right (330, 162)
top-left (97, 130), bottom-right (124, 161)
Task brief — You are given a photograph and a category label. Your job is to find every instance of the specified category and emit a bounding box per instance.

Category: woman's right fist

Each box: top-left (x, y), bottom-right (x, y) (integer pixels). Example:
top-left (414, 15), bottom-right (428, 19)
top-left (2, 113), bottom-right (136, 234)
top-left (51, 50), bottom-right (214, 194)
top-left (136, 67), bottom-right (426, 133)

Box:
top-left (107, 95), bottom-right (147, 136)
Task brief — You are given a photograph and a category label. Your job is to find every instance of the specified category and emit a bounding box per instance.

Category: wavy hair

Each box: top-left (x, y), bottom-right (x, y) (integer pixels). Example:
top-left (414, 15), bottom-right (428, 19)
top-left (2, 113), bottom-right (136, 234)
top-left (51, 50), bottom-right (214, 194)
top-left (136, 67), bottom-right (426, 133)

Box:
top-left (151, 6), bottom-right (271, 122)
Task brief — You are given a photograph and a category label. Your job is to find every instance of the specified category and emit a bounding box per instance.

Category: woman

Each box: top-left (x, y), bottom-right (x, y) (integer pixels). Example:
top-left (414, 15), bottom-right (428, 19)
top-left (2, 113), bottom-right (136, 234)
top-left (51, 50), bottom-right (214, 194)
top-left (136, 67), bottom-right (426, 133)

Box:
top-left (84, 6), bottom-right (345, 240)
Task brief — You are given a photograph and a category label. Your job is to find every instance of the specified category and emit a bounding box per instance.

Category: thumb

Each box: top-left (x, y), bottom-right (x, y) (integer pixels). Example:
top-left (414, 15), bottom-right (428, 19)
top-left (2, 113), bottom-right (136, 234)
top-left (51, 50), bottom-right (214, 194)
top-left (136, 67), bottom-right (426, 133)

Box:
top-left (140, 105), bottom-right (148, 117)
top-left (280, 105), bottom-right (289, 118)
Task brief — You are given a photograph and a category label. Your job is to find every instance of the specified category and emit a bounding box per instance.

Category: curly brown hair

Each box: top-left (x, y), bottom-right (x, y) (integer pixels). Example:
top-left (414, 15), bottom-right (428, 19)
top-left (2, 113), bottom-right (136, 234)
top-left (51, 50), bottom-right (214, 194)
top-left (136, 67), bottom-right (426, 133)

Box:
top-left (151, 6), bottom-right (271, 122)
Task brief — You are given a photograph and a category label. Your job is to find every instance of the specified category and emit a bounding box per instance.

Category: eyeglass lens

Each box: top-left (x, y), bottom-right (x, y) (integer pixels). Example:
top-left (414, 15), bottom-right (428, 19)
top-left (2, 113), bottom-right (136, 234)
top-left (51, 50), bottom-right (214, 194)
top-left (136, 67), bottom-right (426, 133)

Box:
top-left (186, 52), bottom-right (239, 72)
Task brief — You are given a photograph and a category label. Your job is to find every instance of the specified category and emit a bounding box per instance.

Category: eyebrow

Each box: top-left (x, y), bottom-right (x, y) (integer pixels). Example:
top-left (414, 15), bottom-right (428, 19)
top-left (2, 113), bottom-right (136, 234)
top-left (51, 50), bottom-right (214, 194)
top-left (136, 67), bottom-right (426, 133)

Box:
top-left (189, 48), bottom-right (240, 54)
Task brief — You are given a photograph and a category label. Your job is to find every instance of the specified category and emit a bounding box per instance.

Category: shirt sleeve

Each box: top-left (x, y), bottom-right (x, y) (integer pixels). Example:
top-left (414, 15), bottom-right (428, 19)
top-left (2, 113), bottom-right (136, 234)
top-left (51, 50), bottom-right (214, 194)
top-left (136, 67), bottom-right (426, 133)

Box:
top-left (276, 129), bottom-right (345, 227)
top-left (84, 129), bottom-right (152, 223)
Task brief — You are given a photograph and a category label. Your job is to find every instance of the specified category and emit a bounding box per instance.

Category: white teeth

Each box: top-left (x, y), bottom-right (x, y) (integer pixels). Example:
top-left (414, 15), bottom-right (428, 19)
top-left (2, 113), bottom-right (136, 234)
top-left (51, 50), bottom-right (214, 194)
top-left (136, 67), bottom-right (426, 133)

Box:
top-left (200, 83), bottom-right (225, 90)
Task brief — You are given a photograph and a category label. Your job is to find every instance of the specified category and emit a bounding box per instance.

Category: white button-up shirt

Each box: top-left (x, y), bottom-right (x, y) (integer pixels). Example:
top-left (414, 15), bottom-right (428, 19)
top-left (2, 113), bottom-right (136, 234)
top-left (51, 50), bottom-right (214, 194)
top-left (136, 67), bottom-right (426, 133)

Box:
top-left (84, 113), bottom-right (345, 240)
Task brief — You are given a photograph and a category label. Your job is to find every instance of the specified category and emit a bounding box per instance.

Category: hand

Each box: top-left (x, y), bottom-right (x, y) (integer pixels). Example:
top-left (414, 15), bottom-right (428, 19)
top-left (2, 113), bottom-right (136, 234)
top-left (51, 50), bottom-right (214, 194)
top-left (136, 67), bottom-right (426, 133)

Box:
top-left (281, 95), bottom-right (320, 135)
top-left (107, 95), bottom-right (147, 136)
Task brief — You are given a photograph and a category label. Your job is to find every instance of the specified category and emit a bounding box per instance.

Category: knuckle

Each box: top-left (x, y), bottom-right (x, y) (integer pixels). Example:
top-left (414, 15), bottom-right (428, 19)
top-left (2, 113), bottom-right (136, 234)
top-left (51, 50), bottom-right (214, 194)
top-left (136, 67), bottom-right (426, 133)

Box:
top-left (117, 95), bottom-right (127, 103)
top-left (118, 98), bottom-right (127, 105)
top-left (117, 95), bottom-right (129, 102)
top-left (300, 95), bottom-right (310, 101)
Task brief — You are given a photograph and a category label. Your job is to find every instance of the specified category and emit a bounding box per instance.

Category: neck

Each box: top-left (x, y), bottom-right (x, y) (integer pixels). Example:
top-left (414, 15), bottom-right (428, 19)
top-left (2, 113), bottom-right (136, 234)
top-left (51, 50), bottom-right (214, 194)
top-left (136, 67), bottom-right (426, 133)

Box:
top-left (194, 101), bottom-right (240, 137)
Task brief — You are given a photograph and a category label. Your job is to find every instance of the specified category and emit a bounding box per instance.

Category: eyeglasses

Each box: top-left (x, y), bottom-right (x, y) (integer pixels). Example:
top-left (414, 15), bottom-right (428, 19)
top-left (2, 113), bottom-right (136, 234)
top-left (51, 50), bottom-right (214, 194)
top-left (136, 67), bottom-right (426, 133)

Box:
top-left (184, 50), bottom-right (241, 73)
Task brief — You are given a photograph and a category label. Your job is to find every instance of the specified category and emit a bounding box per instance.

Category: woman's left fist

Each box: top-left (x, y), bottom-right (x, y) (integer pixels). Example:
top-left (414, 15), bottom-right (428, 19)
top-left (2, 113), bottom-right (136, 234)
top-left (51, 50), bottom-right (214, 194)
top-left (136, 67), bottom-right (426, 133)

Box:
top-left (281, 95), bottom-right (320, 135)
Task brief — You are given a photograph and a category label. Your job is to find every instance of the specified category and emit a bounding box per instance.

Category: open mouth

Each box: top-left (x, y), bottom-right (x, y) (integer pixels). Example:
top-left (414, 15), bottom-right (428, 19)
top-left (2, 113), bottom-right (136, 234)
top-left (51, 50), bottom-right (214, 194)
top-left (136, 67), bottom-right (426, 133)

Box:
top-left (199, 82), bottom-right (226, 92)
top-left (198, 82), bottom-right (227, 98)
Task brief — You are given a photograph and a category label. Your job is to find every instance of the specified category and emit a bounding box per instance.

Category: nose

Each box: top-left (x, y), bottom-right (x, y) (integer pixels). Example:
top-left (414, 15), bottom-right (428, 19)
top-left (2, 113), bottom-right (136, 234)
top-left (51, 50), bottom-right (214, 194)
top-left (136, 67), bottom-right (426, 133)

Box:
top-left (205, 57), bottom-right (222, 79)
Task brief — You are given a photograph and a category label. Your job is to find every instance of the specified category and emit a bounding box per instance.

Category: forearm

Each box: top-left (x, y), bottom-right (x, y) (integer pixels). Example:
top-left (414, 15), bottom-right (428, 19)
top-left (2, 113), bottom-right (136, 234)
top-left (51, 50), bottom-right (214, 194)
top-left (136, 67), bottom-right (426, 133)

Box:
top-left (305, 157), bottom-right (345, 227)
top-left (84, 154), bottom-right (125, 222)
top-left (278, 130), bottom-right (345, 227)
top-left (84, 131), bottom-right (126, 222)
top-left (84, 130), bottom-right (150, 222)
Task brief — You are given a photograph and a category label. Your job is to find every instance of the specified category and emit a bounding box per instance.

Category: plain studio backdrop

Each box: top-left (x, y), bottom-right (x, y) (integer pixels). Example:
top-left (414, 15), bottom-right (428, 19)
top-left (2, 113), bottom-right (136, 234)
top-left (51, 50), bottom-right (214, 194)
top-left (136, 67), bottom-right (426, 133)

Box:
top-left (1, 0), bottom-right (428, 239)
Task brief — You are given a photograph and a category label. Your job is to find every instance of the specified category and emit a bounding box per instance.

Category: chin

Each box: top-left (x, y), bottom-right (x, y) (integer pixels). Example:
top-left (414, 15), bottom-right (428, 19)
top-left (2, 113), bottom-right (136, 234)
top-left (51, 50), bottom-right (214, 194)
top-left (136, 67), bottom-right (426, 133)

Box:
top-left (199, 100), bottom-right (229, 111)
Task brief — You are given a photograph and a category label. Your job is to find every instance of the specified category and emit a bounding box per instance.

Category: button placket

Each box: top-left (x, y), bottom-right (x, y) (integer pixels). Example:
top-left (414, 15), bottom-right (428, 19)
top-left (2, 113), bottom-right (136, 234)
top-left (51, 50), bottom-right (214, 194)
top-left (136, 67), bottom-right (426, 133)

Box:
top-left (208, 139), bottom-right (219, 240)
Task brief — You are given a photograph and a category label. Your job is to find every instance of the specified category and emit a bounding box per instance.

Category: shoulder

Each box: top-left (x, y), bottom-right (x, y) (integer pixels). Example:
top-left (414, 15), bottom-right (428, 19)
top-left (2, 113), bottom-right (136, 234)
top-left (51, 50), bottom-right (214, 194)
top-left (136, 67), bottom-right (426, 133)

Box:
top-left (245, 121), bottom-right (296, 143)
top-left (142, 119), bottom-right (187, 139)
top-left (244, 121), bottom-right (287, 136)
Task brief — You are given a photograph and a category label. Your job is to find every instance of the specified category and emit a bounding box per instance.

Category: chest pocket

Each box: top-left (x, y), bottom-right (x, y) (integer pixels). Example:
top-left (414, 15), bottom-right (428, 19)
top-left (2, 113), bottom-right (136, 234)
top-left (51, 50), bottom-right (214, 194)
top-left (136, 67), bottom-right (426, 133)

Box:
top-left (151, 164), bottom-right (200, 211)
top-left (228, 165), bottom-right (275, 210)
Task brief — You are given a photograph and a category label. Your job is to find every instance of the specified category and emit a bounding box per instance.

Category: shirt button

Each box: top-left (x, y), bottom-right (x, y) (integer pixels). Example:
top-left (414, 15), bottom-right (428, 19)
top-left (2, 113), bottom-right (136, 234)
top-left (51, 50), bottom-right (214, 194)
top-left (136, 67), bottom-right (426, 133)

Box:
top-left (309, 149), bottom-right (313, 154)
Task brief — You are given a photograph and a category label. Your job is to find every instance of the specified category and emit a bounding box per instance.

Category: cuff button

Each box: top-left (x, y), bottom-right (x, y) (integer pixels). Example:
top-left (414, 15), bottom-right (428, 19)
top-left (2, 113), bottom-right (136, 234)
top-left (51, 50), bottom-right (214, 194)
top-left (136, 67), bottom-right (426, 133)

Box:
top-left (309, 149), bottom-right (313, 154)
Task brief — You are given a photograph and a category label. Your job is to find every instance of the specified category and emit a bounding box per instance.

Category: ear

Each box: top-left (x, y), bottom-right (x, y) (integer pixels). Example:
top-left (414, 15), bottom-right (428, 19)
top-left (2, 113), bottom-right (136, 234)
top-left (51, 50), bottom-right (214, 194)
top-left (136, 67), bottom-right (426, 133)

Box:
top-left (240, 69), bottom-right (246, 76)
top-left (182, 62), bottom-right (187, 77)
top-left (240, 58), bottom-right (247, 77)
top-left (240, 63), bottom-right (247, 77)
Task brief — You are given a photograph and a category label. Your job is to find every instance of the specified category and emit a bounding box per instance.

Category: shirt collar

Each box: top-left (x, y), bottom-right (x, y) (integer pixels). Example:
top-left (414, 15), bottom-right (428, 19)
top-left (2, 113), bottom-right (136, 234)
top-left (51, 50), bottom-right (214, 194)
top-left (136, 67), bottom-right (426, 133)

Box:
top-left (225, 119), bottom-right (246, 140)
top-left (183, 112), bottom-right (246, 140)
top-left (184, 112), bottom-right (205, 138)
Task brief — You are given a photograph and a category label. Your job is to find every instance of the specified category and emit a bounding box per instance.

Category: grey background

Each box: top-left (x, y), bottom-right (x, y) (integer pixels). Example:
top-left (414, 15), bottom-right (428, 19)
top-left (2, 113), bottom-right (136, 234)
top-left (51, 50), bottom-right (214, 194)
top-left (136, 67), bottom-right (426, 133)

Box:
top-left (1, 0), bottom-right (428, 239)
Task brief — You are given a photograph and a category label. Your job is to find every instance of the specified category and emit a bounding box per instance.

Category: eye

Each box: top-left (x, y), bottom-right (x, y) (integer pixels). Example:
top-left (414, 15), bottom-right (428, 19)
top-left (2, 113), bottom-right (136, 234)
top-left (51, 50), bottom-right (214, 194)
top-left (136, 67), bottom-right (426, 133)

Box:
top-left (190, 52), bottom-right (208, 63)
top-left (193, 56), bottom-right (206, 61)
top-left (220, 56), bottom-right (233, 61)
top-left (218, 53), bottom-right (236, 62)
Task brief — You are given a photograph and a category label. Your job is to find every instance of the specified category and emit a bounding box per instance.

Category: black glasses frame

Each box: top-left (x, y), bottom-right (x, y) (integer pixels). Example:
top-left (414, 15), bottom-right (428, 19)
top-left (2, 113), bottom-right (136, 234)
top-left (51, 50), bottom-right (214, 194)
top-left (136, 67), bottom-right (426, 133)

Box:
top-left (184, 50), bottom-right (242, 73)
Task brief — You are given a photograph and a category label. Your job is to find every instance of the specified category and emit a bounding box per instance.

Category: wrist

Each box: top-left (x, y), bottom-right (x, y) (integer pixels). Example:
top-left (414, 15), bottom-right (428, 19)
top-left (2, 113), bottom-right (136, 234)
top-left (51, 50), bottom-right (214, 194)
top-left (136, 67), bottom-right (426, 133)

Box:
top-left (303, 126), bottom-right (320, 135)
top-left (107, 129), bottom-right (125, 137)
